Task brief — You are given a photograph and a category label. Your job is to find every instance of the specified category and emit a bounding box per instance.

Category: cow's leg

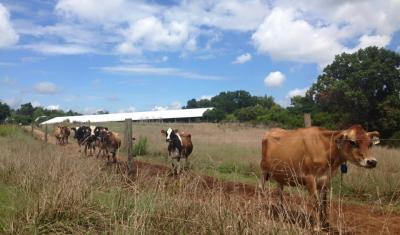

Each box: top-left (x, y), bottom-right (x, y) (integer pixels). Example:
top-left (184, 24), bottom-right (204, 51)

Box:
top-left (306, 176), bottom-right (321, 231)
top-left (260, 170), bottom-right (270, 192)
top-left (170, 157), bottom-right (178, 175)
top-left (181, 157), bottom-right (188, 171)
top-left (320, 187), bottom-right (329, 230)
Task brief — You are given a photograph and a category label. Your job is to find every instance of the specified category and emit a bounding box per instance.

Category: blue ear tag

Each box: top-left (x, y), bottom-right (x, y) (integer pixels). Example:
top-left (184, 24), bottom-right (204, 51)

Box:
top-left (340, 163), bottom-right (348, 174)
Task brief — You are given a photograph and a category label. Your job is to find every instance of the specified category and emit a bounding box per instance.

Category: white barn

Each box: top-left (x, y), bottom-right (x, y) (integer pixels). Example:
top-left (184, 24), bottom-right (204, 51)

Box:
top-left (40, 108), bottom-right (213, 125)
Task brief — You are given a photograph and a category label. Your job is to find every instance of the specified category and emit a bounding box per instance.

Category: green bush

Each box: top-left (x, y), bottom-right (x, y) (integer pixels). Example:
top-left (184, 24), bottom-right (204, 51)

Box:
top-left (0, 125), bottom-right (18, 137)
top-left (388, 131), bottom-right (400, 148)
top-left (133, 136), bottom-right (148, 156)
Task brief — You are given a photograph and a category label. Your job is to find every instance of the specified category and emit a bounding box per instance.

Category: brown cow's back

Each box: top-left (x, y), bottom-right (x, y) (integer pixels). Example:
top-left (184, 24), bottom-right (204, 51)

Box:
top-left (179, 132), bottom-right (193, 157)
top-left (261, 127), bottom-right (339, 186)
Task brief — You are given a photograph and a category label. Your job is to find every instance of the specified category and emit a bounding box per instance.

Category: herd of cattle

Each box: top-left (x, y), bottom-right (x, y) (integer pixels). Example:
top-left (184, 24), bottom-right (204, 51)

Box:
top-left (52, 123), bottom-right (381, 231)
top-left (53, 125), bottom-right (193, 174)
top-left (54, 125), bottom-right (122, 163)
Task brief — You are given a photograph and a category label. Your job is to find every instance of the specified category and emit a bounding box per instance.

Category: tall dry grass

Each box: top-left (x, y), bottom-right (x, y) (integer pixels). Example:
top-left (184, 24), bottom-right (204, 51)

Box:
top-left (1, 126), bottom-right (317, 234)
top-left (39, 122), bottom-right (400, 207)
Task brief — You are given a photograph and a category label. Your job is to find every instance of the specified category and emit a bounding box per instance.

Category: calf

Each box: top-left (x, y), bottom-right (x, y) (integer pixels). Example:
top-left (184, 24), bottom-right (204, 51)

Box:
top-left (260, 124), bottom-right (380, 230)
top-left (161, 128), bottom-right (193, 175)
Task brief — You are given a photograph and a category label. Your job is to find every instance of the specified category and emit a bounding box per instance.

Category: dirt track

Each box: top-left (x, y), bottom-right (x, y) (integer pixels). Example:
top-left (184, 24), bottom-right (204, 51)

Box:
top-left (27, 127), bottom-right (400, 234)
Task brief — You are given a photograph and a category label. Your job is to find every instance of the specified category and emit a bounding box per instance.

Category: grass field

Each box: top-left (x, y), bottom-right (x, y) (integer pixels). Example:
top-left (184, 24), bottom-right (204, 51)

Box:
top-left (0, 125), bottom-right (311, 234)
top-left (41, 122), bottom-right (400, 207)
top-left (2, 124), bottom-right (400, 233)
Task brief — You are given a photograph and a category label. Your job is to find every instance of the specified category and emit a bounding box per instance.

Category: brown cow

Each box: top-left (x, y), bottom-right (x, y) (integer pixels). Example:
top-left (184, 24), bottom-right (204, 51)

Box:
top-left (53, 125), bottom-right (70, 145)
top-left (161, 128), bottom-right (193, 175)
top-left (61, 126), bottom-right (70, 145)
top-left (98, 130), bottom-right (121, 163)
top-left (260, 124), bottom-right (380, 230)
top-left (54, 125), bottom-right (63, 145)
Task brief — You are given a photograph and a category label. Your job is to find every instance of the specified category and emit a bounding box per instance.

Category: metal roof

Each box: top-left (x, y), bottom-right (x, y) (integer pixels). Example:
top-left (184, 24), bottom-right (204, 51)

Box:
top-left (40, 108), bottom-right (213, 125)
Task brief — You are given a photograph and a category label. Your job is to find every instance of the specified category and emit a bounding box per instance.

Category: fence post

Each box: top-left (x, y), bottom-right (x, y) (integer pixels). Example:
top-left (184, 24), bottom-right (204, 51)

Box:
top-left (304, 113), bottom-right (312, 128)
top-left (45, 124), bottom-right (48, 143)
top-left (126, 118), bottom-right (134, 175)
top-left (31, 123), bottom-right (34, 136)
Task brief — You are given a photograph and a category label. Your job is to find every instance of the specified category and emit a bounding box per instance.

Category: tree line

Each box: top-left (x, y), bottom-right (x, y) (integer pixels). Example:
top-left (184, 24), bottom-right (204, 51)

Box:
top-left (0, 102), bottom-right (80, 125)
top-left (184, 47), bottom-right (400, 141)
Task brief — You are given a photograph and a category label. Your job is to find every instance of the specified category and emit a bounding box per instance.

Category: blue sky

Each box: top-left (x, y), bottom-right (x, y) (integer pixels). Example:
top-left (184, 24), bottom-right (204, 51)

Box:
top-left (1, 0), bottom-right (399, 114)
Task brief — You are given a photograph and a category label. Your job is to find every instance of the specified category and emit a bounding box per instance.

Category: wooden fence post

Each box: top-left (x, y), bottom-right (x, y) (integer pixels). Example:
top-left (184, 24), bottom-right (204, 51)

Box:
top-left (31, 123), bottom-right (34, 136)
top-left (304, 113), bottom-right (312, 128)
top-left (126, 118), bottom-right (134, 175)
top-left (45, 124), bottom-right (48, 143)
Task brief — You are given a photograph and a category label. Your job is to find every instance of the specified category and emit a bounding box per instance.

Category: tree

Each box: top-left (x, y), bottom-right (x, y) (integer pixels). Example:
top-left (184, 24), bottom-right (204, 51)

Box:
top-left (203, 109), bottom-right (226, 122)
top-left (211, 90), bottom-right (253, 113)
top-left (307, 46), bottom-right (400, 137)
top-left (17, 103), bottom-right (34, 116)
top-left (0, 102), bottom-right (11, 123)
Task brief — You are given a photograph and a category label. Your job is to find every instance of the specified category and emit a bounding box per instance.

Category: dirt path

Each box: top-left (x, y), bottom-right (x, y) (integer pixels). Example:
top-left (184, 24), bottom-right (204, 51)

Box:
top-left (26, 127), bottom-right (400, 234)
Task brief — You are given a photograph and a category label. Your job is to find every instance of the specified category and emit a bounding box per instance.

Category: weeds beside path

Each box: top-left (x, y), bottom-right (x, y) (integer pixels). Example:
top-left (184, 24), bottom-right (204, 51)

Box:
top-left (6, 126), bottom-right (399, 234)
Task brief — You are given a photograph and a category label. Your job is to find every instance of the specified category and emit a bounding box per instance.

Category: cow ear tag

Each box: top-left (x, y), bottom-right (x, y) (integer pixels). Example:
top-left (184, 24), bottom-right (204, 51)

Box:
top-left (340, 163), bottom-right (348, 174)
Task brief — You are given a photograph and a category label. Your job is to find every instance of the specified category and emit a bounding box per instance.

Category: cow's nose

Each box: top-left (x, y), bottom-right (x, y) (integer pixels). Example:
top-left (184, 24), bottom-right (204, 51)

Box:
top-left (367, 159), bottom-right (377, 168)
top-left (166, 138), bottom-right (170, 142)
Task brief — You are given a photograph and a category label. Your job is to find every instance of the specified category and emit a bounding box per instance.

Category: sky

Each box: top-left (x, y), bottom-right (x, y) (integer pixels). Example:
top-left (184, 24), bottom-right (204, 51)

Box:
top-left (0, 0), bottom-right (400, 114)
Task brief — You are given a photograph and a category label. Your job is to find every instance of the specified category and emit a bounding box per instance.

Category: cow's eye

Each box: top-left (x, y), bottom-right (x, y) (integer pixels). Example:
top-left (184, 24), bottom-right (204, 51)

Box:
top-left (350, 141), bottom-right (358, 148)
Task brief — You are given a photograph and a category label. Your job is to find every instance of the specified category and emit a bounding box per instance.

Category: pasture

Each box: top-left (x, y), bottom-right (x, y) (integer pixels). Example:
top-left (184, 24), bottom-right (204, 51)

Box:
top-left (1, 123), bottom-right (400, 233)
top-left (91, 122), bottom-right (400, 206)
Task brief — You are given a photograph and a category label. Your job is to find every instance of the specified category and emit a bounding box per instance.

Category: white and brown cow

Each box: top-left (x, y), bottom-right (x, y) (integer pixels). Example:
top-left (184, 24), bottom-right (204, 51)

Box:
top-left (260, 124), bottom-right (380, 230)
top-left (161, 128), bottom-right (193, 175)
top-left (54, 125), bottom-right (70, 145)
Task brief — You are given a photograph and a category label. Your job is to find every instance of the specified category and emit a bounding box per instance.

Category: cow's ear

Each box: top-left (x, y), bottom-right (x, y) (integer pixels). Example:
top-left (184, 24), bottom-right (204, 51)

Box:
top-left (335, 133), bottom-right (347, 148)
top-left (368, 131), bottom-right (380, 145)
top-left (174, 129), bottom-right (179, 133)
top-left (161, 130), bottom-right (166, 134)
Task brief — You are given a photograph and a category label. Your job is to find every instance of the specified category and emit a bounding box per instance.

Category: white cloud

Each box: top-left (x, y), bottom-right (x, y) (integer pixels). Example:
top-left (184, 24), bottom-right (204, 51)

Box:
top-left (31, 101), bottom-right (41, 107)
top-left (252, 8), bottom-right (344, 65)
top-left (165, 0), bottom-right (269, 31)
top-left (264, 71), bottom-right (285, 87)
top-left (356, 35), bottom-right (391, 50)
top-left (47, 105), bottom-right (60, 110)
top-left (101, 64), bottom-right (223, 80)
top-left (22, 43), bottom-right (95, 55)
top-left (118, 106), bottom-right (136, 113)
top-left (0, 4), bottom-right (19, 48)
top-left (199, 95), bottom-right (213, 100)
top-left (152, 101), bottom-right (182, 111)
top-left (117, 17), bottom-right (191, 54)
top-left (34, 82), bottom-right (58, 94)
top-left (286, 88), bottom-right (308, 98)
top-left (232, 53), bottom-right (252, 64)
top-left (252, 1), bottom-right (400, 65)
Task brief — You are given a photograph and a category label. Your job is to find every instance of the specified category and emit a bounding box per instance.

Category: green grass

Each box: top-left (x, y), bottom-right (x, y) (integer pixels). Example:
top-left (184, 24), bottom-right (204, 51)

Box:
top-left (0, 125), bottom-right (18, 137)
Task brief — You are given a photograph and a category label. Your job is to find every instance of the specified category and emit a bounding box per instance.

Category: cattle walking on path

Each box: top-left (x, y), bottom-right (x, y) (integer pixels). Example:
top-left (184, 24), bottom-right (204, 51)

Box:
top-left (260, 124), bottom-right (380, 231)
top-left (161, 128), bottom-right (193, 175)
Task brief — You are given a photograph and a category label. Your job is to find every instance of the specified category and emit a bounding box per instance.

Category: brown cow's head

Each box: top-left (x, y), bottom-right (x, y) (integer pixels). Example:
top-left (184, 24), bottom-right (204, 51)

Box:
top-left (336, 124), bottom-right (380, 168)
